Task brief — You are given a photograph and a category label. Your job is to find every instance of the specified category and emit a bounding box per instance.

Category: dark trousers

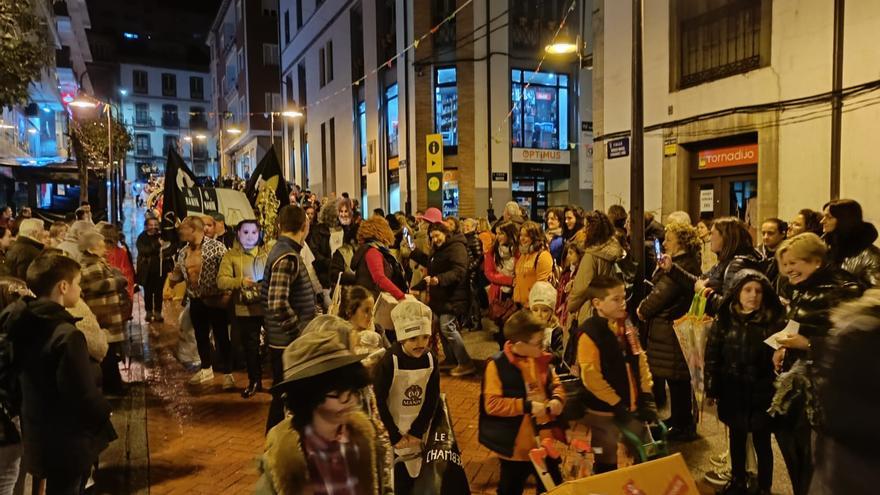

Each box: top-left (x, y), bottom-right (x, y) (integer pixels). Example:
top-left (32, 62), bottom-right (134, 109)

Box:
top-left (497, 458), bottom-right (561, 495)
top-left (775, 411), bottom-right (813, 495)
top-left (101, 342), bottom-right (124, 394)
top-left (234, 315), bottom-right (263, 383)
top-left (190, 298), bottom-right (231, 372)
top-left (393, 461), bottom-right (416, 495)
top-left (45, 471), bottom-right (87, 495)
top-left (730, 426), bottom-right (773, 490)
top-left (656, 377), bottom-right (694, 429)
top-left (143, 278), bottom-right (164, 316)
top-left (266, 347), bottom-right (286, 433)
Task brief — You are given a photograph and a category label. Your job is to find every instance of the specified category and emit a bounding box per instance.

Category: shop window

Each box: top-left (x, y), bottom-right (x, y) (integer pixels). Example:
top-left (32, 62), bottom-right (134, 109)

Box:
top-left (510, 69), bottom-right (569, 150)
top-left (385, 84), bottom-right (399, 158)
top-left (434, 67), bottom-right (458, 150)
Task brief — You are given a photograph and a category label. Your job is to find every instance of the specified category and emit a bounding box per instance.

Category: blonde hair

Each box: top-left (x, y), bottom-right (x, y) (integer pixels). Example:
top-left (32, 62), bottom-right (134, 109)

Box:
top-left (477, 218), bottom-right (491, 233)
top-left (776, 232), bottom-right (828, 263)
top-left (664, 222), bottom-right (701, 255)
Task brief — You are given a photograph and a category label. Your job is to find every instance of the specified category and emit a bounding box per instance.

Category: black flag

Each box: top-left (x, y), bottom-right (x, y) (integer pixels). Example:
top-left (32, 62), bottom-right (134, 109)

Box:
top-left (244, 145), bottom-right (290, 207)
top-left (161, 147), bottom-right (197, 242)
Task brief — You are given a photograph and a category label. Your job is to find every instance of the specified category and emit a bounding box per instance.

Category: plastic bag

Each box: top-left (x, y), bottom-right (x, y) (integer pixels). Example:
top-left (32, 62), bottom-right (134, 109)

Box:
top-left (175, 304), bottom-right (201, 368)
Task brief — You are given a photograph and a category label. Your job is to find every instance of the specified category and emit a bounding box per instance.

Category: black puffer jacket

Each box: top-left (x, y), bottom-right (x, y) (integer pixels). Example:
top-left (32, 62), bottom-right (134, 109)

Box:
top-left (669, 247), bottom-right (763, 316)
top-left (464, 231), bottom-right (484, 286)
top-left (826, 222), bottom-right (880, 290)
top-left (705, 270), bottom-right (786, 431)
top-left (639, 252), bottom-right (701, 380)
top-left (784, 264), bottom-right (863, 367)
top-left (307, 222), bottom-right (333, 288)
top-left (410, 234), bottom-right (469, 316)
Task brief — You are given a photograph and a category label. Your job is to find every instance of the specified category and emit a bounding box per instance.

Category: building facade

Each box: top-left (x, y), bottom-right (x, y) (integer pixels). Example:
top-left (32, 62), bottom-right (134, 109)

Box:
top-left (0, 0), bottom-right (93, 168)
top-left (207, 0), bottom-right (282, 179)
top-left (119, 63), bottom-right (217, 179)
top-left (592, 0), bottom-right (880, 229)
top-left (278, 0), bottom-right (592, 218)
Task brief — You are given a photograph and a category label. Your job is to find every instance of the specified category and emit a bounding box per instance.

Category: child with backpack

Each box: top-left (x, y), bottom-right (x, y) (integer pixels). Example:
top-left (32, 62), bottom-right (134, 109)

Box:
top-left (373, 299), bottom-right (440, 495)
top-left (479, 310), bottom-right (566, 495)
top-left (705, 270), bottom-right (785, 495)
top-left (576, 276), bottom-right (656, 474)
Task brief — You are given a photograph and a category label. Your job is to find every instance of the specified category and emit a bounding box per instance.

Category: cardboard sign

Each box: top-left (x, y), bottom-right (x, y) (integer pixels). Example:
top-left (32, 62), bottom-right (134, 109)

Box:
top-left (548, 453), bottom-right (698, 495)
top-left (699, 189), bottom-right (714, 213)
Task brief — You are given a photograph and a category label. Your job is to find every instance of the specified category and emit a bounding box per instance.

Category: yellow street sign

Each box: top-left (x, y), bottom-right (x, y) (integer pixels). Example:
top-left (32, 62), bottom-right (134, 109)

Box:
top-left (426, 134), bottom-right (443, 174)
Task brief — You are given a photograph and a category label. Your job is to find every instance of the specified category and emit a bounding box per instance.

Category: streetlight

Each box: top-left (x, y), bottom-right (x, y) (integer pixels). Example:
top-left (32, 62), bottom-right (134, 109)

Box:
top-left (69, 98), bottom-right (97, 109)
top-left (226, 127), bottom-right (242, 135)
top-left (545, 36), bottom-right (578, 55)
top-left (69, 93), bottom-right (120, 224)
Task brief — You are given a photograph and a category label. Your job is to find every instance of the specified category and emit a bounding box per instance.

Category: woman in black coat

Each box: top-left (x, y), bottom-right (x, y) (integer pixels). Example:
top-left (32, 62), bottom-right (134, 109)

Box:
top-left (705, 269), bottom-right (786, 495)
top-left (821, 198), bottom-right (880, 289)
top-left (771, 233), bottom-right (863, 495)
top-left (637, 222), bottom-right (702, 440)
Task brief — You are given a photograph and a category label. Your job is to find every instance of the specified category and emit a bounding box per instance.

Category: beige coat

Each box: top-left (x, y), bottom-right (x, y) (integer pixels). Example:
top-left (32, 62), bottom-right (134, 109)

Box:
top-left (568, 239), bottom-right (624, 324)
top-left (66, 299), bottom-right (109, 362)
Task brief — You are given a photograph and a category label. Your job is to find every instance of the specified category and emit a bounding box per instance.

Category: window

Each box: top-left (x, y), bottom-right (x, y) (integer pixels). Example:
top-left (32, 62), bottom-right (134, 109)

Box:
top-left (434, 67), bottom-right (458, 148)
top-left (385, 84), bottom-right (399, 158)
top-left (295, 0), bottom-right (303, 29)
top-left (133, 70), bottom-right (148, 94)
top-left (285, 75), bottom-right (294, 105)
top-left (261, 0), bottom-right (277, 16)
top-left (263, 43), bottom-right (279, 66)
top-left (161, 73), bottom-right (177, 97)
top-left (264, 92), bottom-right (281, 112)
top-left (297, 62), bottom-right (307, 106)
top-left (161, 104), bottom-right (179, 128)
top-left (319, 48), bottom-right (326, 87)
top-left (673, 0), bottom-right (770, 89)
top-left (326, 41), bottom-right (334, 83)
top-left (136, 134), bottom-right (151, 154)
top-left (510, 69), bottom-right (569, 150)
top-left (284, 10), bottom-right (290, 44)
top-left (189, 77), bottom-right (204, 100)
top-left (357, 100), bottom-right (367, 168)
top-left (135, 103), bottom-right (150, 125)
top-left (190, 106), bottom-right (207, 129)
top-left (163, 135), bottom-right (179, 154)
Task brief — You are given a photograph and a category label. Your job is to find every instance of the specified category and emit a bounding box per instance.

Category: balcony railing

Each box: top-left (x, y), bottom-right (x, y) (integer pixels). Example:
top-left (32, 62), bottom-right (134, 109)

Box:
top-left (190, 115), bottom-right (208, 130)
top-left (135, 147), bottom-right (152, 156)
top-left (161, 116), bottom-right (180, 129)
top-left (133, 117), bottom-right (155, 129)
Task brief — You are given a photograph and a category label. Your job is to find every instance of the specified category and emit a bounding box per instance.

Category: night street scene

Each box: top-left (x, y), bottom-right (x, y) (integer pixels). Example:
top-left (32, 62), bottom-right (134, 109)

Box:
top-left (0, 0), bottom-right (878, 493)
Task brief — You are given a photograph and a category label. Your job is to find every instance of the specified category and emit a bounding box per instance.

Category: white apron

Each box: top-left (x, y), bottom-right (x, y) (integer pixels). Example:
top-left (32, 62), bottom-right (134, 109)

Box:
top-left (389, 352), bottom-right (434, 478)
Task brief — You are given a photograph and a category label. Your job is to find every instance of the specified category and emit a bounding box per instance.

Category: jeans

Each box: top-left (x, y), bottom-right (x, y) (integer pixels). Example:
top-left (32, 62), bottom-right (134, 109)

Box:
top-left (266, 347), bottom-right (286, 433)
top-left (234, 316), bottom-right (263, 384)
top-left (143, 279), bottom-right (164, 316)
top-left (0, 442), bottom-right (20, 495)
top-left (730, 425), bottom-right (773, 490)
top-left (436, 313), bottom-right (471, 367)
top-left (497, 458), bottom-right (561, 495)
top-left (190, 298), bottom-right (231, 373)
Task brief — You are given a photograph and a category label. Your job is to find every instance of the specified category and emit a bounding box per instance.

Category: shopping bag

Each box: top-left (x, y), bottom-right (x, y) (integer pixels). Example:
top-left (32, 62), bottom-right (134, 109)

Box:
top-left (672, 293), bottom-right (713, 422)
top-left (410, 395), bottom-right (471, 495)
top-left (175, 304), bottom-right (201, 368)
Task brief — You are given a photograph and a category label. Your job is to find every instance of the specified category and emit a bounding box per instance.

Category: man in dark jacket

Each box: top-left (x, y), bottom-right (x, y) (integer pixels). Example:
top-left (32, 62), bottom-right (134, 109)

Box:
top-left (0, 253), bottom-right (115, 492)
top-left (262, 205), bottom-right (316, 431)
top-left (410, 210), bottom-right (474, 376)
top-left (136, 216), bottom-right (172, 322)
top-left (462, 218), bottom-right (485, 329)
top-left (6, 218), bottom-right (45, 280)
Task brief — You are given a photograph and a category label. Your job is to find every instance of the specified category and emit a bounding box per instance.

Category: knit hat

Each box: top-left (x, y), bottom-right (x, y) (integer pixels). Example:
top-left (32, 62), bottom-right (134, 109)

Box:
top-left (391, 299), bottom-right (433, 341)
top-left (272, 329), bottom-right (366, 391)
top-left (529, 281), bottom-right (557, 310)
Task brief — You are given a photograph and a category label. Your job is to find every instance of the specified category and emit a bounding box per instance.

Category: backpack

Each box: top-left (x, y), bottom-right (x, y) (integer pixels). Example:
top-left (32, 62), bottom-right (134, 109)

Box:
top-left (613, 251), bottom-right (638, 302)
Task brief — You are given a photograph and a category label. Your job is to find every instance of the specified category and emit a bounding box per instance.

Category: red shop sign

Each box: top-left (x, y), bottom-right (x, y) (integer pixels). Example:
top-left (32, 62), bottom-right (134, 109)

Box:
top-left (698, 144), bottom-right (758, 169)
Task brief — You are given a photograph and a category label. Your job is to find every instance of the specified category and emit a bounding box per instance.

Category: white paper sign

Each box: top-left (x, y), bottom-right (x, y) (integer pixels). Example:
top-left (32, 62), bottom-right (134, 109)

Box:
top-left (764, 320), bottom-right (801, 350)
top-left (700, 189), bottom-right (714, 212)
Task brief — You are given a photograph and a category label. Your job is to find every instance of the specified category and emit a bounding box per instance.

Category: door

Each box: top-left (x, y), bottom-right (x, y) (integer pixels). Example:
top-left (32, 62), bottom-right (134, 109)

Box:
top-left (690, 174), bottom-right (757, 225)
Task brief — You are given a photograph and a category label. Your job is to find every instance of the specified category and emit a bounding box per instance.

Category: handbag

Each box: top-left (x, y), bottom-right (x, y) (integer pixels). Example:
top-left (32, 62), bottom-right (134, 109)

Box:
top-left (238, 254), bottom-right (262, 305)
top-left (489, 295), bottom-right (517, 323)
top-left (556, 360), bottom-right (589, 422)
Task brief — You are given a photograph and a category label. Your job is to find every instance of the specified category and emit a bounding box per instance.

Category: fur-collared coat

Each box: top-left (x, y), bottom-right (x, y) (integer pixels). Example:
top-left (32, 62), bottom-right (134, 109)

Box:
top-left (256, 412), bottom-right (390, 495)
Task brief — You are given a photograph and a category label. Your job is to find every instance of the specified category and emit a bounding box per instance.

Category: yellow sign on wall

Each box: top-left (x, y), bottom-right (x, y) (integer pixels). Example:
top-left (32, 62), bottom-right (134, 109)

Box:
top-left (426, 134), bottom-right (443, 173)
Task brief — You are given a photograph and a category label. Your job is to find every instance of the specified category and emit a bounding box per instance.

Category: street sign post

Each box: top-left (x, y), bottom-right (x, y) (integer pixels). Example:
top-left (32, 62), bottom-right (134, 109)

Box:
top-left (426, 134), bottom-right (444, 207)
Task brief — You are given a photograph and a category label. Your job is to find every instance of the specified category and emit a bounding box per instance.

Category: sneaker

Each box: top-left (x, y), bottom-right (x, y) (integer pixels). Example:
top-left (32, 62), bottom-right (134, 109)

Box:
top-left (710, 451), bottom-right (729, 467)
top-left (705, 468), bottom-right (732, 486)
top-left (450, 364), bottom-right (476, 377)
top-left (223, 374), bottom-right (236, 390)
top-left (188, 368), bottom-right (214, 385)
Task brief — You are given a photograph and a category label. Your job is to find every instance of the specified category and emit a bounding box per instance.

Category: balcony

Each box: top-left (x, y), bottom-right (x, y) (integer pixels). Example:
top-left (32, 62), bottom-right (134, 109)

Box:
top-left (133, 117), bottom-right (155, 129)
top-left (190, 115), bottom-right (208, 130)
top-left (135, 147), bottom-right (152, 156)
top-left (193, 146), bottom-right (208, 159)
top-left (161, 116), bottom-right (180, 129)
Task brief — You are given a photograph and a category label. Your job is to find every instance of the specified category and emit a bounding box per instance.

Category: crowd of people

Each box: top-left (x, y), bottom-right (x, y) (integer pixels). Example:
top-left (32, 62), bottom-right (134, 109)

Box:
top-left (0, 186), bottom-right (874, 494)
